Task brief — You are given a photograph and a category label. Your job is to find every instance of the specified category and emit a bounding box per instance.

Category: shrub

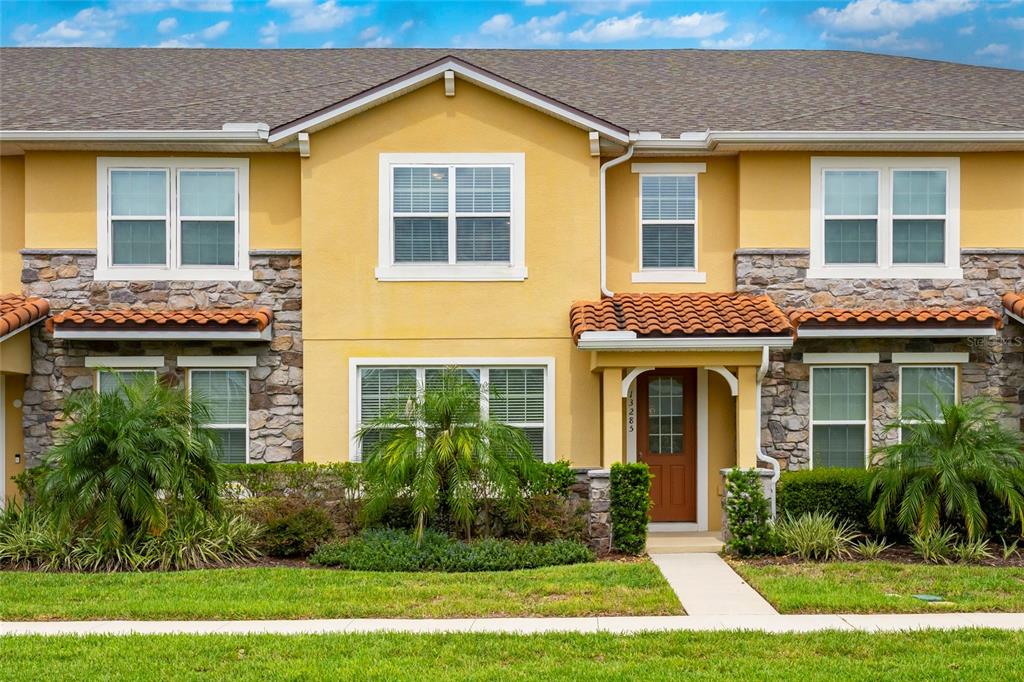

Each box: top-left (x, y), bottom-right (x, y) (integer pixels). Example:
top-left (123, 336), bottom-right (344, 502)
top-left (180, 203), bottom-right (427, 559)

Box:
top-left (310, 528), bottom-right (594, 572)
top-left (776, 512), bottom-right (859, 561)
top-left (483, 493), bottom-right (588, 543)
top-left (854, 537), bottom-right (894, 560)
top-left (777, 469), bottom-right (873, 531)
top-left (910, 528), bottom-right (957, 564)
top-left (237, 497), bottom-right (336, 558)
top-left (609, 463), bottom-right (652, 555)
top-left (530, 461), bottom-right (578, 497)
top-left (724, 468), bottom-right (779, 557)
top-left (950, 537), bottom-right (993, 564)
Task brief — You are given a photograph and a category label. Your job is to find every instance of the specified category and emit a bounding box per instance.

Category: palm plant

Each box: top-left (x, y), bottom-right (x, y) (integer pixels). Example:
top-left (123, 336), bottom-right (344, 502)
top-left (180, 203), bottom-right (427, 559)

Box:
top-left (869, 397), bottom-right (1024, 541)
top-left (39, 372), bottom-right (224, 548)
top-left (357, 367), bottom-right (541, 544)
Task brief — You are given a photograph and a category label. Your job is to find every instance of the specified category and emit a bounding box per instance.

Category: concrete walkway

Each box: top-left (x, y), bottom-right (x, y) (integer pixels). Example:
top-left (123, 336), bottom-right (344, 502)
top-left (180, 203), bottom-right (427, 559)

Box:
top-left (2, 613), bottom-right (1022, 636)
top-left (650, 553), bottom-right (777, 616)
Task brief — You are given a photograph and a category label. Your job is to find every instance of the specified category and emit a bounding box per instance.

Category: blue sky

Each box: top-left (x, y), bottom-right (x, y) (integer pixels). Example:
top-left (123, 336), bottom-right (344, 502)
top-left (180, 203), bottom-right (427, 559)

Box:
top-left (2, 1), bottom-right (1022, 68)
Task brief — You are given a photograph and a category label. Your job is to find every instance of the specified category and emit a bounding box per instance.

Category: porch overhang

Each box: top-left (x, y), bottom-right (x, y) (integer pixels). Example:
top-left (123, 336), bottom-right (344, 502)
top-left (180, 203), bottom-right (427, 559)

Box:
top-left (788, 306), bottom-right (1002, 340)
top-left (578, 331), bottom-right (793, 352)
top-left (49, 307), bottom-right (273, 342)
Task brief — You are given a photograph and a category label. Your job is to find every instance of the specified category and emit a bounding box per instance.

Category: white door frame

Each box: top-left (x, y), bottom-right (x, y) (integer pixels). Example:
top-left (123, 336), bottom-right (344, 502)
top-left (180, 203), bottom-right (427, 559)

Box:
top-left (626, 367), bottom-right (708, 532)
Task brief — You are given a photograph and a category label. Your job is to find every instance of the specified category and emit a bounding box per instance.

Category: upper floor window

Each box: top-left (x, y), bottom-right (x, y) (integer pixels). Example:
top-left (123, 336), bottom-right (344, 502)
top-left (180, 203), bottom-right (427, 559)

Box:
top-left (630, 163), bottom-right (707, 284)
top-left (377, 153), bottom-right (526, 281)
top-left (809, 157), bottom-right (961, 280)
top-left (96, 157), bottom-right (250, 281)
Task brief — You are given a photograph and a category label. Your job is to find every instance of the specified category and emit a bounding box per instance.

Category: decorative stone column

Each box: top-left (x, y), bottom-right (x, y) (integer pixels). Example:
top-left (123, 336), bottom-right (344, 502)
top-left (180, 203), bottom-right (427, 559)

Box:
top-left (571, 467), bottom-right (612, 554)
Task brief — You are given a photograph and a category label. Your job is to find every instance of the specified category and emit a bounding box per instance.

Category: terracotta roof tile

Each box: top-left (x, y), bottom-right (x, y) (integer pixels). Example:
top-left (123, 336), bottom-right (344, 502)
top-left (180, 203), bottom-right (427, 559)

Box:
top-left (0, 294), bottom-right (50, 339)
top-left (50, 307), bottom-right (273, 331)
top-left (570, 293), bottom-right (792, 342)
top-left (789, 306), bottom-right (1002, 331)
top-left (1004, 293), bottom-right (1024, 321)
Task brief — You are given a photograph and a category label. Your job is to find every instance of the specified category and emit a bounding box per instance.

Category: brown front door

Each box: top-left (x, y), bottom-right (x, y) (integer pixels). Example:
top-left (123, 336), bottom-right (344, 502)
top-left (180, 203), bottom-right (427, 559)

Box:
top-left (637, 370), bottom-right (697, 522)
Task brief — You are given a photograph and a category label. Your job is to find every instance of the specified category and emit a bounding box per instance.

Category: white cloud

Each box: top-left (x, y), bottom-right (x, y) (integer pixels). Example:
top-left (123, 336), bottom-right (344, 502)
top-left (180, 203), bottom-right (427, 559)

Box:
top-left (157, 17), bottom-right (179, 33)
top-left (1007, 17), bottom-right (1024, 29)
top-left (12, 7), bottom-right (124, 46)
top-left (957, 24), bottom-right (975, 34)
top-left (975, 42), bottom-right (1010, 57)
top-left (266, 0), bottom-right (364, 33)
top-left (399, 19), bottom-right (415, 32)
top-left (700, 29), bottom-right (771, 49)
top-left (199, 19), bottom-right (230, 39)
top-left (364, 35), bottom-right (393, 47)
top-left (571, 1), bottom-right (646, 15)
top-left (479, 12), bottom-right (568, 45)
top-left (358, 25), bottom-right (381, 41)
top-left (568, 11), bottom-right (727, 42)
top-left (812, 0), bottom-right (975, 33)
top-left (156, 18), bottom-right (230, 47)
top-left (259, 20), bottom-right (280, 46)
top-left (820, 29), bottom-right (933, 51)
top-left (112, 0), bottom-right (233, 14)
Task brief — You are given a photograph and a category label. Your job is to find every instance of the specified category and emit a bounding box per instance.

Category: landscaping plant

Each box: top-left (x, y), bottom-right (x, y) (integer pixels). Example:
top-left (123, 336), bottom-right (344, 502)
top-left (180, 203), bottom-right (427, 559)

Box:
top-left (724, 468), bottom-right (779, 557)
top-left (776, 469), bottom-right (873, 531)
top-left (950, 537), bottom-right (993, 564)
top-left (869, 397), bottom-right (1024, 541)
top-left (776, 511), bottom-right (859, 561)
top-left (1001, 538), bottom-right (1020, 561)
top-left (909, 528), bottom-right (958, 564)
top-left (853, 537), bottom-right (893, 560)
top-left (357, 367), bottom-right (542, 544)
top-left (609, 462), bottom-right (652, 555)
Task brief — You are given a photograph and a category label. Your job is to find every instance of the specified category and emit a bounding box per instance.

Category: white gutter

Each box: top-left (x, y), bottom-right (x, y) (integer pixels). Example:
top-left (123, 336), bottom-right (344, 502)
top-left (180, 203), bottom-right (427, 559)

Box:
top-left (0, 124), bottom-right (270, 143)
top-left (577, 331), bottom-right (793, 351)
top-left (796, 327), bottom-right (997, 339)
top-left (631, 129), bottom-right (1024, 153)
top-left (53, 328), bottom-right (271, 341)
top-left (599, 144), bottom-right (634, 297)
top-left (754, 344), bottom-right (780, 519)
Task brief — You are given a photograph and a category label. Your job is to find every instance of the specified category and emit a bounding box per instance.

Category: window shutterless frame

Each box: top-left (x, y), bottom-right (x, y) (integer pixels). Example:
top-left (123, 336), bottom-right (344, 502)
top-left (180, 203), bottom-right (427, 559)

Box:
top-left (637, 173), bottom-right (700, 277)
top-left (175, 167), bottom-right (239, 271)
top-left (376, 153), bottom-right (527, 281)
top-left (897, 364), bottom-right (958, 443)
top-left (808, 365), bottom-right (871, 470)
top-left (187, 368), bottom-right (250, 464)
top-left (808, 156), bottom-right (961, 280)
top-left (95, 368), bottom-right (158, 394)
top-left (96, 157), bottom-right (251, 281)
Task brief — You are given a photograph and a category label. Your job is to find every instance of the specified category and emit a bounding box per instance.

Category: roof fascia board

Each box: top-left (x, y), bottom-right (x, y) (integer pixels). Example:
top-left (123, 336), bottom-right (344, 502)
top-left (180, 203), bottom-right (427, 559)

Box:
top-left (267, 58), bottom-right (630, 145)
top-left (0, 317), bottom-right (44, 345)
top-left (0, 129), bottom-right (269, 143)
top-left (53, 328), bottom-right (271, 341)
top-left (576, 333), bottom-right (794, 351)
top-left (633, 129), bottom-right (1024, 152)
top-left (796, 327), bottom-right (997, 339)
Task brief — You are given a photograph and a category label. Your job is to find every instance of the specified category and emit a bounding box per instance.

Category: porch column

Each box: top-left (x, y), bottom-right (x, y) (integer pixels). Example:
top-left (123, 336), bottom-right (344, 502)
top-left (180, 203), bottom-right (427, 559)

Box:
top-left (601, 367), bottom-right (624, 467)
top-left (735, 366), bottom-right (759, 468)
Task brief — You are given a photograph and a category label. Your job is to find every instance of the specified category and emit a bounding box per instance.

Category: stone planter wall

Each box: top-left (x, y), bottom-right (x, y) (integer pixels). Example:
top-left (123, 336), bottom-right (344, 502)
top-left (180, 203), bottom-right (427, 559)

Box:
top-left (736, 248), bottom-right (1024, 470)
top-left (20, 250), bottom-right (304, 465)
top-left (571, 468), bottom-right (612, 554)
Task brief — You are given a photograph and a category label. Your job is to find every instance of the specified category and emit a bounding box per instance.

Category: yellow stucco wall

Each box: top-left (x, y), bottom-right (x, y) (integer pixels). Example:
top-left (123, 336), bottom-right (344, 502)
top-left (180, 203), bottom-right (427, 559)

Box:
top-left (0, 331), bottom-right (31, 375)
top-left (707, 370), bottom-right (736, 532)
top-left (300, 79), bottom-right (602, 463)
top-left (21, 151), bottom-right (301, 250)
top-left (1, 156), bottom-right (26, 293)
top-left (3, 374), bottom-right (25, 502)
top-left (738, 151), bottom-right (1024, 249)
top-left (606, 156), bottom-right (738, 293)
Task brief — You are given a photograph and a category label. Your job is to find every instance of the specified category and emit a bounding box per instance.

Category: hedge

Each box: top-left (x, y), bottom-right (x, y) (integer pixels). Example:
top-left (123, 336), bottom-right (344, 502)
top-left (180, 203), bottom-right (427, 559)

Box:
top-left (724, 468), bottom-right (779, 556)
top-left (610, 463), bottom-right (652, 555)
top-left (776, 469), bottom-right (874, 531)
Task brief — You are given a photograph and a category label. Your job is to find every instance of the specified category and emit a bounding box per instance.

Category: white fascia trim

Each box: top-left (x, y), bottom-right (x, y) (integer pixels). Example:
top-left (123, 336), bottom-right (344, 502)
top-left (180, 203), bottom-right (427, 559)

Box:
top-left (631, 270), bottom-right (707, 283)
top-left (375, 265), bottom-right (528, 282)
top-left (0, 317), bottom-right (44, 345)
top-left (0, 129), bottom-right (269, 142)
top-left (177, 355), bottom-right (258, 368)
top-left (892, 352), bottom-right (970, 364)
top-left (576, 331), bottom-right (793, 351)
top-left (803, 352), bottom-right (881, 364)
top-left (1008, 310), bottom-right (1024, 326)
top-left (85, 355), bottom-right (165, 368)
top-left (631, 130), bottom-right (1024, 152)
top-left (797, 327), bottom-right (995, 339)
top-left (630, 162), bottom-right (707, 174)
top-left (56, 329), bottom-right (271, 341)
top-left (268, 59), bottom-right (629, 144)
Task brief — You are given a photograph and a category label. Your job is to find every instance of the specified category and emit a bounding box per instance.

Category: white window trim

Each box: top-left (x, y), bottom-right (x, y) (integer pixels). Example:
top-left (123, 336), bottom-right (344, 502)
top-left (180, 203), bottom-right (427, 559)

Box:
top-left (85, 355), bottom-right (165, 368)
top-left (809, 365), bottom-right (871, 470)
top-left (96, 157), bottom-right (251, 282)
top-left (348, 357), bottom-right (555, 462)
top-left (94, 367), bottom-right (158, 394)
top-left (177, 355), bottom-right (258, 368)
top-left (376, 153), bottom-right (527, 281)
top-left (808, 156), bottom-right (961, 280)
top-left (892, 352), bottom-right (969, 364)
top-left (897, 364), bottom-right (959, 442)
top-left (803, 352), bottom-right (880, 365)
top-left (634, 172), bottom-right (704, 282)
top-left (187, 367), bottom-right (250, 464)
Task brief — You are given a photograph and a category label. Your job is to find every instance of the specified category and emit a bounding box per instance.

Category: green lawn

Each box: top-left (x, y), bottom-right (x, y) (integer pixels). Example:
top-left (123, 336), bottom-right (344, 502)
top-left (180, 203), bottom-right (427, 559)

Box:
top-left (731, 560), bottom-right (1024, 613)
top-left (1, 630), bottom-right (1019, 680)
top-left (0, 561), bottom-right (680, 620)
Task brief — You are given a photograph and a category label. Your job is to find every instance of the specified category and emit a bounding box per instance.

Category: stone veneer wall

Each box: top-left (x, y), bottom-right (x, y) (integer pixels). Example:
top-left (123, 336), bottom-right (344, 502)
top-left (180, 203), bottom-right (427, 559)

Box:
top-left (571, 468), bottom-right (611, 554)
top-left (736, 248), bottom-right (1024, 470)
top-left (20, 250), bottom-right (303, 465)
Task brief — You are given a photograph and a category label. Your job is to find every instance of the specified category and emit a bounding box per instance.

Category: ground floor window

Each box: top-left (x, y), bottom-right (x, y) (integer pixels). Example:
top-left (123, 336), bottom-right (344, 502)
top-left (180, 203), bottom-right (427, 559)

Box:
top-left (96, 369), bottom-right (157, 397)
top-left (189, 369), bottom-right (249, 464)
top-left (353, 361), bottom-right (551, 461)
top-left (899, 365), bottom-right (957, 441)
top-left (810, 366), bottom-right (869, 469)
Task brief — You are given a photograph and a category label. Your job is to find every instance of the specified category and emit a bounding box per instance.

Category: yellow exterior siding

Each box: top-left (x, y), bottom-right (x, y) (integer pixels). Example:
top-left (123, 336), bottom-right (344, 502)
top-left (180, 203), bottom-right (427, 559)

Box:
top-left (3, 374), bottom-right (25, 501)
top-left (299, 80), bottom-right (602, 463)
top-left (1, 156), bottom-right (26, 293)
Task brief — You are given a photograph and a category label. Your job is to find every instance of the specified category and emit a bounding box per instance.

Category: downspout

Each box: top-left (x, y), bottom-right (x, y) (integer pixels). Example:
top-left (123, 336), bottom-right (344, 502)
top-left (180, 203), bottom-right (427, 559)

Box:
top-left (755, 344), bottom-right (780, 518)
top-left (599, 143), bottom-right (635, 297)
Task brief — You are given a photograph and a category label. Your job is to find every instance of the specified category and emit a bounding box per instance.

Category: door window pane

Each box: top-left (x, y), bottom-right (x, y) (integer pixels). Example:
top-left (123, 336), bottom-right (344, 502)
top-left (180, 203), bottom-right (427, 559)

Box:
top-left (901, 366), bottom-right (956, 420)
top-left (647, 376), bottom-right (684, 454)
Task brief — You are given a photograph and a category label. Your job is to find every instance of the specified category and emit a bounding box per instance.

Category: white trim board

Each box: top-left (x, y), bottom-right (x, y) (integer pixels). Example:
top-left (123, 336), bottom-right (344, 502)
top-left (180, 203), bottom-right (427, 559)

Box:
top-left (577, 332), bottom-right (793, 351)
top-left (803, 352), bottom-right (880, 364)
top-left (55, 329), bottom-right (271, 341)
top-left (630, 162), bottom-right (707, 174)
top-left (85, 356), bottom-right (164, 368)
top-left (892, 352), bottom-right (970, 364)
top-left (177, 356), bottom-right (258, 368)
top-left (796, 327), bottom-right (995, 339)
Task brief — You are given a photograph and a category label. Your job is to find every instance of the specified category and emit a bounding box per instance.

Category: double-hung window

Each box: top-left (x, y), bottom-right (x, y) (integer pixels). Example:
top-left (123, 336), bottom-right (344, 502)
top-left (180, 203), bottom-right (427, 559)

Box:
top-left (96, 369), bottom-right (157, 397)
top-left (97, 157), bottom-right (250, 281)
top-left (810, 157), bottom-right (960, 279)
top-left (189, 369), bottom-right (249, 464)
top-left (377, 154), bottom-right (526, 281)
top-left (351, 360), bottom-right (553, 461)
top-left (640, 175), bottom-right (697, 270)
top-left (810, 366), bottom-right (870, 469)
top-left (899, 365), bottom-right (957, 442)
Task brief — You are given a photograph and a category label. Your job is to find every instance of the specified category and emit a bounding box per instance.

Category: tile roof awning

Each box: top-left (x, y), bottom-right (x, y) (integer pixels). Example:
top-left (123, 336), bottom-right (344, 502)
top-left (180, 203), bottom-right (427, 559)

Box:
top-left (570, 293), bottom-right (794, 351)
top-left (1005, 293), bottom-right (1024, 325)
top-left (789, 307), bottom-right (1002, 338)
top-left (49, 308), bottom-right (273, 341)
top-left (0, 294), bottom-right (50, 342)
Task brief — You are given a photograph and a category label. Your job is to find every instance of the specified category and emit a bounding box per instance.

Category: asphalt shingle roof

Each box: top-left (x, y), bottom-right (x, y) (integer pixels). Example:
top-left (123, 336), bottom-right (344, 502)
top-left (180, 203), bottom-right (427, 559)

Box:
top-left (2, 48), bottom-right (1022, 135)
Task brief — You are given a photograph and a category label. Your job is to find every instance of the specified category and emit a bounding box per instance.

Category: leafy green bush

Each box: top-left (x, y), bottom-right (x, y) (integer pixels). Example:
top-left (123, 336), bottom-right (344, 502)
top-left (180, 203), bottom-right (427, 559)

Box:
top-left (236, 497), bottom-right (336, 558)
top-left (484, 494), bottom-right (589, 543)
top-left (776, 511), bottom-right (859, 561)
top-left (610, 463), bottom-right (651, 555)
top-left (854, 537), bottom-right (893, 560)
top-left (910, 528), bottom-right (957, 564)
top-left (310, 528), bottom-right (594, 572)
top-left (529, 461), bottom-right (577, 496)
top-left (777, 469), bottom-right (873, 531)
top-left (950, 537), bottom-right (993, 564)
top-left (724, 469), bottom-right (780, 557)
